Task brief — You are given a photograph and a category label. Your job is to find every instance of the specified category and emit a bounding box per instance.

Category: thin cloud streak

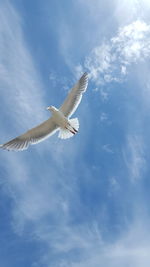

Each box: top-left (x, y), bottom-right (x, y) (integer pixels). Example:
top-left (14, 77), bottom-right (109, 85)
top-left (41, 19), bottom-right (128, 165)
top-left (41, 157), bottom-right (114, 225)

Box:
top-left (123, 135), bottom-right (146, 182)
top-left (34, 219), bottom-right (150, 267)
top-left (0, 1), bottom-right (46, 137)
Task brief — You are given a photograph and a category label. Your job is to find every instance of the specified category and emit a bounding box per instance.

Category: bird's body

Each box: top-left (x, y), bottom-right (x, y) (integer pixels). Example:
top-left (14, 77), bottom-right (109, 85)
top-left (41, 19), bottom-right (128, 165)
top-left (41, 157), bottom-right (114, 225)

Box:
top-left (49, 106), bottom-right (79, 137)
top-left (50, 106), bottom-right (68, 128)
top-left (0, 72), bottom-right (88, 151)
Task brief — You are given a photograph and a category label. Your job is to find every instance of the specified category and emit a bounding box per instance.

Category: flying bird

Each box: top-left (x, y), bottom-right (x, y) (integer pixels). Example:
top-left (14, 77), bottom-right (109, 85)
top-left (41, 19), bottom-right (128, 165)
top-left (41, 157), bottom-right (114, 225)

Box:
top-left (0, 72), bottom-right (88, 151)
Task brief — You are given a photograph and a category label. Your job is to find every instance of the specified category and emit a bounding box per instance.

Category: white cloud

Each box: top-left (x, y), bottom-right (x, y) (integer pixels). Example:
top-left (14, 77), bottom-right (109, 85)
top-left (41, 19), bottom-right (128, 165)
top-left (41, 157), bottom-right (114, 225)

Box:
top-left (112, 20), bottom-right (150, 62)
top-left (121, 65), bottom-right (127, 75)
top-left (78, 20), bottom-right (150, 86)
top-left (123, 135), bottom-right (146, 182)
top-left (102, 144), bottom-right (114, 154)
top-left (34, 219), bottom-right (150, 267)
top-left (100, 112), bottom-right (108, 122)
top-left (0, 1), bottom-right (47, 136)
top-left (108, 177), bottom-right (120, 196)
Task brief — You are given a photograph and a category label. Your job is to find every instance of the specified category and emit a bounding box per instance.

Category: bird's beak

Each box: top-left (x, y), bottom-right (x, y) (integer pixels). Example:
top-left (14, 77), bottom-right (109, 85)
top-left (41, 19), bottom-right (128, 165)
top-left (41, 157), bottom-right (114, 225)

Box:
top-left (46, 106), bottom-right (50, 110)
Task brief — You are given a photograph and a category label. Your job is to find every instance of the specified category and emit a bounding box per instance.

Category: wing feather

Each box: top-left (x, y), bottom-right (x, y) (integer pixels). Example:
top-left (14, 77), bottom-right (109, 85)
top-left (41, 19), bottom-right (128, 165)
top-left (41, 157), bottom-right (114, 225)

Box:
top-left (59, 72), bottom-right (88, 118)
top-left (0, 117), bottom-right (58, 151)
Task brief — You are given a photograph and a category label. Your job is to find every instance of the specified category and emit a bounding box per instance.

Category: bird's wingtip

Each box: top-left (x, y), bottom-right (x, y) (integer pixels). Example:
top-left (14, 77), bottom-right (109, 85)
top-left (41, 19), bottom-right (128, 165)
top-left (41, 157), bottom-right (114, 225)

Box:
top-left (83, 72), bottom-right (88, 76)
top-left (80, 72), bottom-right (88, 85)
top-left (0, 144), bottom-right (4, 150)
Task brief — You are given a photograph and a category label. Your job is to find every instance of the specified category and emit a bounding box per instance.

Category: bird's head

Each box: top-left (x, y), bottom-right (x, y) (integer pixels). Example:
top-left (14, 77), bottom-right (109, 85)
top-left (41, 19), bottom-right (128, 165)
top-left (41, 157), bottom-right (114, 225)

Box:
top-left (46, 105), bottom-right (57, 113)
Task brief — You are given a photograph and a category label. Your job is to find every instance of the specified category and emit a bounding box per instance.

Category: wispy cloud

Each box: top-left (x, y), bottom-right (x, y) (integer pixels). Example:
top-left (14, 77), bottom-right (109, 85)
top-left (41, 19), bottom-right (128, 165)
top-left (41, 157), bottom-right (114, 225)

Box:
top-left (0, 1), bottom-right (47, 137)
top-left (33, 219), bottom-right (150, 267)
top-left (123, 135), bottom-right (146, 182)
top-left (76, 20), bottom-right (150, 86)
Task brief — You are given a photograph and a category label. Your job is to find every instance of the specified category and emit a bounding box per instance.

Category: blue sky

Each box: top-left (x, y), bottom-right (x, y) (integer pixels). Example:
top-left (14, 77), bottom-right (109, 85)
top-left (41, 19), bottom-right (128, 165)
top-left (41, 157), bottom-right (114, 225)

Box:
top-left (1, 0), bottom-right (150, 266)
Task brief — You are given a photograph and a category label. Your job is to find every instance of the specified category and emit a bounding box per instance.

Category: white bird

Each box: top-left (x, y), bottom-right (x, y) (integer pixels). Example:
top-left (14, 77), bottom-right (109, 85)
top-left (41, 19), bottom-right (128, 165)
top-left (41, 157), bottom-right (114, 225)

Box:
top-left (0, 72), bottom-right (88, 151)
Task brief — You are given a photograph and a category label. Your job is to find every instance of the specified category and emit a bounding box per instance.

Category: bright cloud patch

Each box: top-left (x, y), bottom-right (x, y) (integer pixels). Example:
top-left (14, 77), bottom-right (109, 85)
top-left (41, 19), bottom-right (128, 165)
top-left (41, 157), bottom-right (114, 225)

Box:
top-left (79, 20), bottom-right (150, 85)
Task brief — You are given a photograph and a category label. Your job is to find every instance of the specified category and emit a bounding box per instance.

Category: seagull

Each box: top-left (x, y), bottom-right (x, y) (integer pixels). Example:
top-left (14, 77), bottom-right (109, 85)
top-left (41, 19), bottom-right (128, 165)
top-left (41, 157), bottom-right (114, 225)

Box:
top-left (0, 72), bottom-right (88, 151)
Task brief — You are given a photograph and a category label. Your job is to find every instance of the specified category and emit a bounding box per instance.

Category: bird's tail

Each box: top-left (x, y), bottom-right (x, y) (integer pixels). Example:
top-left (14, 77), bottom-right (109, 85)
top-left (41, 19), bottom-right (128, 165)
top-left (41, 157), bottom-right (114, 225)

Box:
top-left (58, 118), bottom-right (79, 139)
top-left (69, 118), bottom-right (79, 132)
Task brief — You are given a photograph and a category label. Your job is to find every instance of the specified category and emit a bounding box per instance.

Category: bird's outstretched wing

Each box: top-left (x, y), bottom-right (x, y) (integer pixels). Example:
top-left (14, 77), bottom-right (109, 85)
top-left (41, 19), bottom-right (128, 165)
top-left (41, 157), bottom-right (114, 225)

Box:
top-left (0, 118), bottom-right (58, 151)
top-left (59, 72), bottom-right (88, 118)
